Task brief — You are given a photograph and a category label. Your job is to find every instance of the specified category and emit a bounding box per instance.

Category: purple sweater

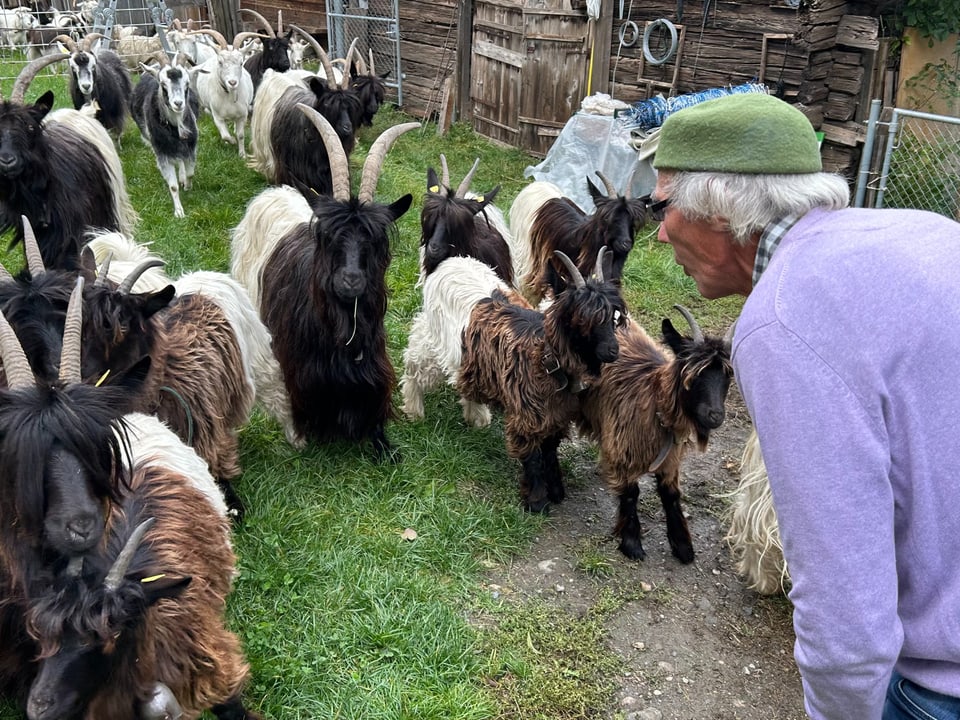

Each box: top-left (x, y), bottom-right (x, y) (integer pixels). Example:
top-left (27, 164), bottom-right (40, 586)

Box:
top-left (733, 207), bottom-right (960, 719)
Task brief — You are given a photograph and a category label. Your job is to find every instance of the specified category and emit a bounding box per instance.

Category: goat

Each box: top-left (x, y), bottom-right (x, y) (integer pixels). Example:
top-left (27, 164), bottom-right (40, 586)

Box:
top-left (349, 46), bottom-right (389, 127)
top-left (509, 173), bottom-right (648, 303)
top-left (130, 57), bottom-right (200, 218)
top-left (112, 25), bottom-right (166, 70)
top-left (54, 33), bottom-right (133, 141)
top-left (231, 105), bottom-right (418, 460)
top-left (0, 7), bottom-right (37, 48)
top-left (189, 28), bottom-right (256, 157)
top-left (240, 8), bottom-right (290, 90)
top-left (575, 306), bottom-right (733, 562)
top-left (724, 428), bottom-right (788, 595)
top-left (419, 154), bottom-right (513, 285)
top-left (0, 54), bottom-right (137, 269)
top-left (248, 32), bottom-right (361, 196)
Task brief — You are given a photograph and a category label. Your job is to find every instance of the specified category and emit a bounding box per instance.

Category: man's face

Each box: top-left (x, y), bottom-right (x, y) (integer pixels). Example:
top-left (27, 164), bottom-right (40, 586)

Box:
top-left (653, 173), bottom-right (753, 299)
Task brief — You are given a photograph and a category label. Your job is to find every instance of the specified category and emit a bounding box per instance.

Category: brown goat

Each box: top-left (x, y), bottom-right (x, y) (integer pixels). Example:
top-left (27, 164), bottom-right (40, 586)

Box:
top-left (456, 250), bottom-right (626, 511)
top-left (576, 308), bottom-right (733, 562)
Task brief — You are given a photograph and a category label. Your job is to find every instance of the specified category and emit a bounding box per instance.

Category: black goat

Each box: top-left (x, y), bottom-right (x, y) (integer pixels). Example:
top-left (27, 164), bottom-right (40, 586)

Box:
top-left (240, 8), bottom-right (290, 89)
top-left (576, 306), bottom-right (733, 562)
top-left (130, 58), bottom-right (200, 219)
top-left (510, 172), bottom-right (648, 302)
top-left (349, 46), bottom-right (389, 127)
top-left (0, 54), bottom-right (136, 269)
top-left (420, 155), bottom-right (512, 284)
top-left (55, 32), bottom-right (133, 141)
top-left (232, 105), bottom-right (418, 461)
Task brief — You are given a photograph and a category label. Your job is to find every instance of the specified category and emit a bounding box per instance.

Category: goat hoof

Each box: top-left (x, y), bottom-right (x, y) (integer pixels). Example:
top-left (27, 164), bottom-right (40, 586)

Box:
top-left (618, 537), bottom-right (646, 561)
top-left (547, 483), bottom-right (565, 504)
top-left (524, 495), bottom-right (551, 514)
top-left (670, 541), bottom-right (695, 564)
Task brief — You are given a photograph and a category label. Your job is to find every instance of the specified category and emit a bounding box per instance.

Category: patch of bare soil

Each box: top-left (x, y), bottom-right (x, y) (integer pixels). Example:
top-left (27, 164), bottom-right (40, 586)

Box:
top-left (482, 385), bottom-right (806, 720)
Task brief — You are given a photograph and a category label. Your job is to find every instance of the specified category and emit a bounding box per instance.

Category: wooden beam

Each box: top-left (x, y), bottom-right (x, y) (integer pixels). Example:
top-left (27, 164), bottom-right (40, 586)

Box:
top-left (456, 0), bottom-right (473, 122)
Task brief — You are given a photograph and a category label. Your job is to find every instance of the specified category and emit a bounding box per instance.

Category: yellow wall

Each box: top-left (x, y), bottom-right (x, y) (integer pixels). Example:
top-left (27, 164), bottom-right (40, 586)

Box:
top-left (896, 28), bottom-right (960, 116)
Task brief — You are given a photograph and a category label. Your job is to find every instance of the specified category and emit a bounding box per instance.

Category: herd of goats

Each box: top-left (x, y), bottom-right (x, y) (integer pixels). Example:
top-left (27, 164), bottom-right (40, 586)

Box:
top-left (0, 7), bottom-right (786, 719)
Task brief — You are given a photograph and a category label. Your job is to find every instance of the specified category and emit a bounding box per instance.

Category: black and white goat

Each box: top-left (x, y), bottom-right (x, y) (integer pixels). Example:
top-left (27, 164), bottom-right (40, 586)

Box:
top-left (239, 7), bottom-right (290, 90)
top-left (509, 173), bottom-right (648, 303)
top-left (130, 56), bottom-right (200, 218)
top-left (54, 32), bottom-right (133, 141)
top-left (576, 306), bottom-right (733, 562)
top-left (231, 105), bottom-right (418, 460)
top-left (248, 34), bottom-right (362, 196)
top-left (0, 53), bottom-right (137, 269)
top-left (419, 154), bottom-right (513, 285)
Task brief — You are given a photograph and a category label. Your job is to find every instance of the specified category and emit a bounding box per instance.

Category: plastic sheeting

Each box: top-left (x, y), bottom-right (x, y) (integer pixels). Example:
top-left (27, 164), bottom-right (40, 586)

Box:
top-left (523, 111), bottom-right (657, 213)
top-left (617, 82), bottom-right (769, 131)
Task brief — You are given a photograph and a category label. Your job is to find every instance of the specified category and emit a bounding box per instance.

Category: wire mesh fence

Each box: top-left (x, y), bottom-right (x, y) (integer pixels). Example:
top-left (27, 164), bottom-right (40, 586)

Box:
top-left (857, 106), bottom-right (960, 220)
top-left (326, 0), bottom-right (401, 106)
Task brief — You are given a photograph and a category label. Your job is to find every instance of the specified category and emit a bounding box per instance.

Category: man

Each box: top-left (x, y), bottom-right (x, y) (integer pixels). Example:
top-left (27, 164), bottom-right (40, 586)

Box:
top-left (651, 91), bottom-right (960, 720)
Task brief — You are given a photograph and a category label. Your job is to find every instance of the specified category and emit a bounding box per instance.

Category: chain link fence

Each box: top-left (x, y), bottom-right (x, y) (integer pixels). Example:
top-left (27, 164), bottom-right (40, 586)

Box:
top-left (326, 0), bottom-right (401, 106)
top-left (855, 102), bottom-right (960, 220)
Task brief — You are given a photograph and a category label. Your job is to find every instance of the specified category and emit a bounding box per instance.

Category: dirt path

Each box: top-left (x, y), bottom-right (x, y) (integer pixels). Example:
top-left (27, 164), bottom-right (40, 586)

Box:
top-left (482, 385), bottom-right (807, 719)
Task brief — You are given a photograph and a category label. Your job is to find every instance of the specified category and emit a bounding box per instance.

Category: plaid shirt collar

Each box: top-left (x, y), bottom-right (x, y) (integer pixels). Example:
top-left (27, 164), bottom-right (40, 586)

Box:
top-left (753, 214), bottom-right (800, 286)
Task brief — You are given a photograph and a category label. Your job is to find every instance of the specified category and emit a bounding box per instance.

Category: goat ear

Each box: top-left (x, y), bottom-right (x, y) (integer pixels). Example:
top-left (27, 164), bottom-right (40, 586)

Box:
top-left (386, 193), bottom-right (413, 221)
top-left (661, 318), bottom-right (686, 355)
top-left (306, 76), bottom-right (327, 99)
top-left (101, 354), bottom-right (152, 396)
top-left (78, 246), bottom-right (99, 280)
top-left (586, 175), bottom-right (604, 201)
top-left (31, 91), bottom-right (55, 119)
top-left (483, 184), bottom-right (501, 204)
top-left (143, 285), bottom-right (176, 317)
top-left (425, 167), bottom-right (440, 192)
top-left (139, 573), bottom-right (192, 605)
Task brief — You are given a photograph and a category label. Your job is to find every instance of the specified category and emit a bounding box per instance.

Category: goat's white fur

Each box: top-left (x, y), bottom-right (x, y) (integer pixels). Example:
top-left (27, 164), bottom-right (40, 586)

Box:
top-left (507, 180), bottom-right (564, 298)
top-left (723, 428), bottom-right (789, 595)
top-left (192, 47), bottom-right (254, 157)
top-left (247, 69), bottom-right (303, 180)
top-left (400, 255), bottom-right (511, 427)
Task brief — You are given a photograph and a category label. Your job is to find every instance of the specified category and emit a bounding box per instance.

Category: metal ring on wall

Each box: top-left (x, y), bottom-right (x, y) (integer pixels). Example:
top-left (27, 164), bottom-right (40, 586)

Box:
top-left (618, 20), bottom-right (639, 48)
top-left (642, 18), bottom-right (678, 65)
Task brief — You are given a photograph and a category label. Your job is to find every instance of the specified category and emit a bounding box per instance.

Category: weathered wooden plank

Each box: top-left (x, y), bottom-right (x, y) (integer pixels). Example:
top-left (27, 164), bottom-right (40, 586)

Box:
top-left (474, 39), bottom-right (525, 68)
top-left (824, 91), bottom-right (858, 121)
top-left (821, 119), bottom-right (865, 146)
top-left (797, 81), bottom-right (830, 104)
top-left (836, 15), bottom-right (878, 50)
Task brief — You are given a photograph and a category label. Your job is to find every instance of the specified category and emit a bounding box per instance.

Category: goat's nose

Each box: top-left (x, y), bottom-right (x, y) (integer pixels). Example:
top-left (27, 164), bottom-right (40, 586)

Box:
top-left (705, 407), bottom-right (726, 428)
top-left (67, 514), bottom-right (97, 543)
top-left (227, 78), bottom-right (237, 87)
top-left (27, 694), bottom-right (54, 719)
top-left (0, 153), bottom-right (16, 168)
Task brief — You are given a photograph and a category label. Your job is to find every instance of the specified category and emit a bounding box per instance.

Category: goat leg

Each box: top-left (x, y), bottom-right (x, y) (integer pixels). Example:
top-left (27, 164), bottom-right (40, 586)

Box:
top-left (542, 433), bottom-right (565, 504)
top-left (656, 470), bottom-right (694, 563)
top-left (215, 479), bottom-right (246, 525)
top-left (210, 694), bottom-right (262, 720)
top-left (614, 481), bottom-right (646, 560)
top-left (370, 424), bottom-right (401, 464)
top-left (520, 447), bottom-right (550, 513)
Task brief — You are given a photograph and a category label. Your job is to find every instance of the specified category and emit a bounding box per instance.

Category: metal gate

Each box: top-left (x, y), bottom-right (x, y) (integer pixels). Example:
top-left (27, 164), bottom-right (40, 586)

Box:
top-left (855, 100), bottom-right (960, 219)
top-left (326, 0), bottom-right (402, 107)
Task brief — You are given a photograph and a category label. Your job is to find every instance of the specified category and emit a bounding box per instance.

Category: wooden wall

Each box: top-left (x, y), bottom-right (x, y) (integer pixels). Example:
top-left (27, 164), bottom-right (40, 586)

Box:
top-left (396, 0), bottom-right (460, 118)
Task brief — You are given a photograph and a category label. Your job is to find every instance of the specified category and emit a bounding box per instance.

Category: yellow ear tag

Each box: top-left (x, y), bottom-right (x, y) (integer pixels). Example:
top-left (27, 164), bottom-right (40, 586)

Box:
top-left (95, 370), bottom-right (110, 387)
top-left (141, 574), bottom-right (166, 584)
top-left (476, 195), bottom-right (485, 202)
top-left (429, 185), bottom-right (440, 193)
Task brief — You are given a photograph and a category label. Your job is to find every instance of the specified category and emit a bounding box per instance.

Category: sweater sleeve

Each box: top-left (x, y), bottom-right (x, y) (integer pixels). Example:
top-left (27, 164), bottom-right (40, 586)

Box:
top-left (735, 320), bottom-right (901, 720)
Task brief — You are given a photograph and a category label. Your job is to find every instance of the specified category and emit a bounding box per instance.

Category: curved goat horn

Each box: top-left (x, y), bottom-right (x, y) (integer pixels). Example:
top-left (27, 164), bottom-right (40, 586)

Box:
top-left (0, 262), bottom-right (13, 283)
top-left (554, 250), bottom-right (585, 289)
top-left (193, 27), bottom-right (228, 50)
top-left (53, 33), bottom-right (78, 53)
top-left (118, 259), bottom-right (165, 295)
top-left (239, 8), bottom-right (275, 37)
top-left (59, 276), bottom-right (84, 385)
top-left (722, 320), bottom-right (737, 353)
top-left (367, 48), bottom-right (376, 77)
top-left (595, 246), bottom-right (609, 284)
top-left (0, 288), bottom-right (35, 390)
top-left (455, 158), bottom-right (480, 199)
top-left (21, 215), bottom-right (45, 277)
top-left (295, 103), bottom-right (351, 201)
top-left (104, 517), bottom-right (156, 592)
top-left (288, 24), bottom-right (324, 64)
top-left (358, 122), bottom-right (421, 204)
top-left (95, 251), bottom-right (114, 286)
top-left (12, 52), bottom-right (70, 103)
top-left (339, 37), bottom-right (358, 90)
top-left (594, 170), bottom-right (618, 198)
top-left (438, 154), bottom-right (450, 190)
top-left (357, 122), bottom-right (421, 202)
top-left (352, 46), bottom-right (368, 75)
top-left (276, 9), bottom-right (283, 35)
top-left (313, 43), bottom-right (338, 90)
top-left (673, 304), bottom-right (705, 345)
top-left (82, 32), bottom-right (105, 52)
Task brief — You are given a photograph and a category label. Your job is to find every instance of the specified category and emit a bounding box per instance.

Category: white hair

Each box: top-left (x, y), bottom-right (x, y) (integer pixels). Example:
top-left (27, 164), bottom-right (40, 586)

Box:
top-left (661, 170), bottom-right (851, 245)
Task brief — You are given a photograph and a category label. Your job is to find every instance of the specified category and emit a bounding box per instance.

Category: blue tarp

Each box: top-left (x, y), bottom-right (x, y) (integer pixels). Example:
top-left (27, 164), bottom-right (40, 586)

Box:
top-left (617, 83), bottom-right (770, 131)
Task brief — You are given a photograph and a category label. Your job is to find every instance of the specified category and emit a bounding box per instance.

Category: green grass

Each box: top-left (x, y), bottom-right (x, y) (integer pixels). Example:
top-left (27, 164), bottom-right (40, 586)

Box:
top-left (0, 64), bottom-right (743, 719)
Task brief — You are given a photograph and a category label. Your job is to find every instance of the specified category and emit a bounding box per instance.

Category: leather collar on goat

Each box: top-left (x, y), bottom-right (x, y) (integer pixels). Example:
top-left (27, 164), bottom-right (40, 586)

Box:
top-left (542, 344), bottom-right (585, 394)
top-left (650, 411), bottom-right (685, 472)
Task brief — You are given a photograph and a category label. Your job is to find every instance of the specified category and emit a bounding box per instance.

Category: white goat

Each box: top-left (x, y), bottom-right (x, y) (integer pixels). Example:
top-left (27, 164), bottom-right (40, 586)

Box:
top-left (724, 428), bottom-right (789, 595)
top-left (189, 29), bottom-right (256, 157)
top-left (113, 25), bottom-right (166, 70)
top-left (0, 7), bottom-right (37, 49)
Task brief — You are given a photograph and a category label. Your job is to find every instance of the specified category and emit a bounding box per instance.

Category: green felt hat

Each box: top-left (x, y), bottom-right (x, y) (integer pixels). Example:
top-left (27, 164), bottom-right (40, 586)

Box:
top-left (653, 93), bottom-right (822, 174)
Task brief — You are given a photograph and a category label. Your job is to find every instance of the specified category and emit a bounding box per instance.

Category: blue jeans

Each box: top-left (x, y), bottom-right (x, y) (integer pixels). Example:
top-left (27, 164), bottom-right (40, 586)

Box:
top-left (883, 670), bottom-right (960, 720)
